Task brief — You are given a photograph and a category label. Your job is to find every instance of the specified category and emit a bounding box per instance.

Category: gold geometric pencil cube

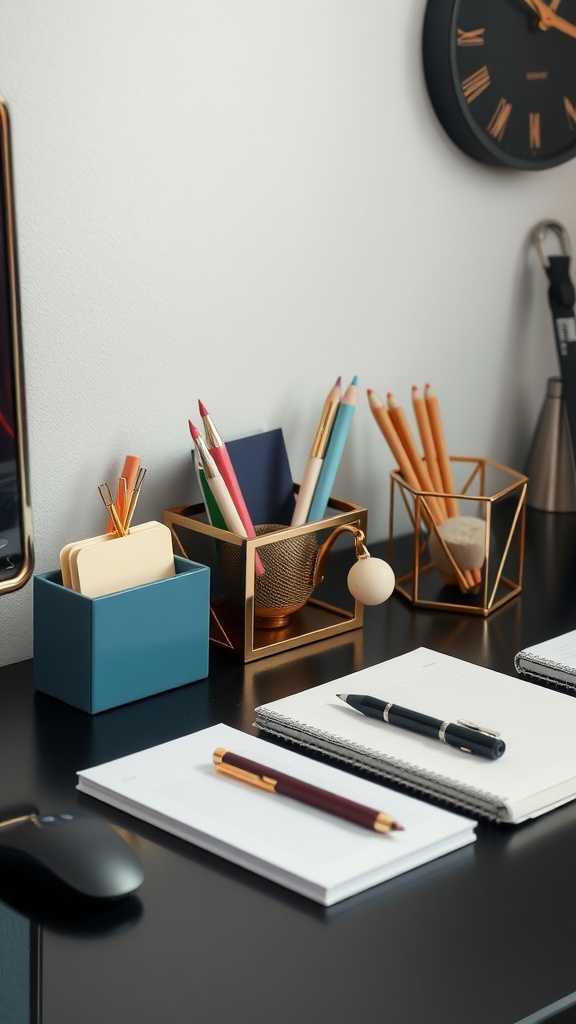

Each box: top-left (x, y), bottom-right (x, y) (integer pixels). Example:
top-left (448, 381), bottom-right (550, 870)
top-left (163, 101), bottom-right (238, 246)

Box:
top-left (388, 457), bottom-right (528, 616)
top-left (164, 494), bottom-right (368, 662)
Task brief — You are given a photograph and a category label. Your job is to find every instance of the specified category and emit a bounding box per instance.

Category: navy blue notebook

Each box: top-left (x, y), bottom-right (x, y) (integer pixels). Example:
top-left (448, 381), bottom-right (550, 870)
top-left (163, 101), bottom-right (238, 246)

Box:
top-left (226, 429), bottom-right (295, 526)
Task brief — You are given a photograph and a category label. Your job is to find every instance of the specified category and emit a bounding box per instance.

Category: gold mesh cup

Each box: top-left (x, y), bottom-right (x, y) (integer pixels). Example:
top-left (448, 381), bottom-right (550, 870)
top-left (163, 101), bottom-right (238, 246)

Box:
top-left (220, 524), bottom-right (318, 629)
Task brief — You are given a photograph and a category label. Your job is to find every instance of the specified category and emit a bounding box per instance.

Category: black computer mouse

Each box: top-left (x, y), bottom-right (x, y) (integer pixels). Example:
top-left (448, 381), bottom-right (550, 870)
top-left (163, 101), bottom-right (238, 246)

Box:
top-left (0, 810), bottom-right (145, 900)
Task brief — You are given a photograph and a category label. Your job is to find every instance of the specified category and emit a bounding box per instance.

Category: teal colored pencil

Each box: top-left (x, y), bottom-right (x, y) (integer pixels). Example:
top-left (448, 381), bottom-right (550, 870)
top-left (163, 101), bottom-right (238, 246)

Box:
top-left (306, 376), bottom-right (357, 522)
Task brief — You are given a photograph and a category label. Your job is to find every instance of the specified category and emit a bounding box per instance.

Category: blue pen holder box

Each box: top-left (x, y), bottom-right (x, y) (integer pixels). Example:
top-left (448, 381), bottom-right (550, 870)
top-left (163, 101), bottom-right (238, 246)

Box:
top-left (33, 555), bottom-right (210, 714)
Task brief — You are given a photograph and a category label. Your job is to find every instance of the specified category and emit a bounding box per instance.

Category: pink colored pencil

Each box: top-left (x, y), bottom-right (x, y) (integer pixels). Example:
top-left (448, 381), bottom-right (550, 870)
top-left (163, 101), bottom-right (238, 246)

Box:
top-left (198, 401), bottom-right (264, 576)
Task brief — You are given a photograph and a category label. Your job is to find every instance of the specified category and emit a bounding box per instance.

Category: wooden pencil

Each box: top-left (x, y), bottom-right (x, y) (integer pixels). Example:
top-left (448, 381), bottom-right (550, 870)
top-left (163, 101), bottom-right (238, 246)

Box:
top-left (423, 384), bottom-right (482, 587)
top-left (411, 386), bottom-right (449, 520)
top-left (423, 384), bottom-right (460, 519)
top-left (367, 391), bottom-right (443, 539)
top-left (386, 392), bottom-right (446, 525)
top-left (367, 390), bottom-right (424, 492)
top-left (367, 389), bottom-right (476, 593)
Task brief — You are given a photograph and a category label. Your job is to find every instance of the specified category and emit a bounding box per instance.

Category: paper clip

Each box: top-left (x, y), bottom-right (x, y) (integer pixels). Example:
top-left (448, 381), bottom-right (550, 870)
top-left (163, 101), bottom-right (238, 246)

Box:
top-left (123, 467), bottom-right (147, 533)
top-left (98, 483), bottom-right (128, 537)
top-left (99, 466), bottom-right (147, 537)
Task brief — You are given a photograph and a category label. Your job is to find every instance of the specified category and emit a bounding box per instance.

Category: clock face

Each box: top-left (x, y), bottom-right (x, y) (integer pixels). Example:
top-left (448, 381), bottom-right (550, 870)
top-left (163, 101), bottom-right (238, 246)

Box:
top-left (423, 0), bottom-right (576, 170)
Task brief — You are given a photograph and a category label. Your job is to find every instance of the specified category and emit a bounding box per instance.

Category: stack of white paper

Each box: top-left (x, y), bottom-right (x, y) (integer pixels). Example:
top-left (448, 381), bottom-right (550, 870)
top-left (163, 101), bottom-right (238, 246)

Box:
top-left (77, 722), bottom-right (476, 906)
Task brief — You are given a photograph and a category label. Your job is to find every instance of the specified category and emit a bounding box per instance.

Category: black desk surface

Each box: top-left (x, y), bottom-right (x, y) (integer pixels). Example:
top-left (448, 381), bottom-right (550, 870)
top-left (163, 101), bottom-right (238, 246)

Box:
top-left (2, 510), bottom-right (576, 1024)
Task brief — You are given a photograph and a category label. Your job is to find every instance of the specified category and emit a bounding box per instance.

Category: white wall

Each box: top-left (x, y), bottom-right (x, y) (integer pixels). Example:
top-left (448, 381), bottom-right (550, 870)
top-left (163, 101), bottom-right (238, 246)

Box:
top-left (0, 0), bottom-right (570, 665)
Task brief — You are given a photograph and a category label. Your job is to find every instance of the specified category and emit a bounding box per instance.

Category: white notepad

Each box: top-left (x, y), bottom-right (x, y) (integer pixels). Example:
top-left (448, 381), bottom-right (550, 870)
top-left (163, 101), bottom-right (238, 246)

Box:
top-left (514, 629), bottom-right (576, 695)
top-left (254, 648), bottom-right (576, 823)
top-left (76, 723), bottom-right (476, 906)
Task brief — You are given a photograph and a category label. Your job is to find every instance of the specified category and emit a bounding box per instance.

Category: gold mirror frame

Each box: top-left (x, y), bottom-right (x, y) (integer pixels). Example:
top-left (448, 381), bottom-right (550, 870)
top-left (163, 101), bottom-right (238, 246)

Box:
top-left (0, 98), bottom-right (33, 593)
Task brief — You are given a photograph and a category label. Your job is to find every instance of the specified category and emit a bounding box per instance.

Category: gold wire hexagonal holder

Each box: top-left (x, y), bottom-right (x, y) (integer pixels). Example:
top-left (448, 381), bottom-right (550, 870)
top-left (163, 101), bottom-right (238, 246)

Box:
top-left (388, 457), bottom-right (528, 616)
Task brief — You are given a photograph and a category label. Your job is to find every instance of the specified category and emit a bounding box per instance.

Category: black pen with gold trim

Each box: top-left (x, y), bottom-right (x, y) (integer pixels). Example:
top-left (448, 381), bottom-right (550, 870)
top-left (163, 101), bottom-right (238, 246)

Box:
top-left (337, 694), bottom-right (505, 759)
top-left (213, 748), bottom-right (404, 833)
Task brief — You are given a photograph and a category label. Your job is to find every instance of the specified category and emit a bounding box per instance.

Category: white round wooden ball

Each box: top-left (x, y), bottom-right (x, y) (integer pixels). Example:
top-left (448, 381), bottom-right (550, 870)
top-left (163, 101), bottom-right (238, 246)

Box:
top-left (347, 557), bottom-right (395, 605)
top-left (428, 516), bottom-right (485, 574)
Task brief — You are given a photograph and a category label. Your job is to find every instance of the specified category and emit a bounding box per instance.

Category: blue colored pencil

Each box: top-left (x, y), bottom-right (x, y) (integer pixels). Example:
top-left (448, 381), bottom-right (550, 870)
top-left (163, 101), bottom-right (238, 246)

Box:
top-left (306, 376), bottom-right (357, 522)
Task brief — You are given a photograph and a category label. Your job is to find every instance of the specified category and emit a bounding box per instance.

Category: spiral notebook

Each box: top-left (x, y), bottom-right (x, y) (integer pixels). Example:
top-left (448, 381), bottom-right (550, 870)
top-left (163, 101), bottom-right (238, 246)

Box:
top-left (254, 648), bottom-right (576, 823)
top-left (514, 629), bottom-right (576, 695)
top-left (77, 722), bottom-right (476, 907)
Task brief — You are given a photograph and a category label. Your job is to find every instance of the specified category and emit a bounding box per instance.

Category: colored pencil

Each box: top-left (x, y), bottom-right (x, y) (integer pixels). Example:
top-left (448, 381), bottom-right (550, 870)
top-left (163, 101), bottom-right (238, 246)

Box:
top-left (411, 386), bottom-right (449, 519)
top-left (366, 390), bottom-right (426, 498)
top-left (386, 392), bottom-right (445, 525)
top-left (306, 376), bottom-right (357, 523)
top-left (423, 384), bottom-right (460, 519)
top-left (198, 401), bottom-right (264, 575)
top-left (189, 423), bottom-right (252, 542)
top-left (189, 421), bottom-right (227, 529)
top-left (423, 384), bottom-right (482, 587)
top-left (367, 389), bottom-right (476, 592)
top-left (291, 376), bottom-right (341, 527)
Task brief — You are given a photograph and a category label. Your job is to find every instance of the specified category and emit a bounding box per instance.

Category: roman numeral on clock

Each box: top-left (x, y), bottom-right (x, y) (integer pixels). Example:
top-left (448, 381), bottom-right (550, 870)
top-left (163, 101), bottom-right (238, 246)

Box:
top-left (457, 27), bottom-right (484, 46)
top-left (462, 66), bottom-right (490, 103)
top-left (487, 99), bottom-right (512, 141)
top-left (564, 96), bottom-right (576, 128)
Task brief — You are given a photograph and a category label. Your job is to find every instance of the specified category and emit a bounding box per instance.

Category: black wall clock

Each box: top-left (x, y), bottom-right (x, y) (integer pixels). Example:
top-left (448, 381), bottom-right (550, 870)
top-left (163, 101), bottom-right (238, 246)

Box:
top-left (422, 0), bottom-right (576, 170)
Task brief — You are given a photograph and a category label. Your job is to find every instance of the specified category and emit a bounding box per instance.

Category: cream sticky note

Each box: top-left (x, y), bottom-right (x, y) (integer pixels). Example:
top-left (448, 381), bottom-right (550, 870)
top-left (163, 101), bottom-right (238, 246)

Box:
top-left (60, 532), bottom-right (115, 589)
top-left (72, 522), bottom-right (175, 598)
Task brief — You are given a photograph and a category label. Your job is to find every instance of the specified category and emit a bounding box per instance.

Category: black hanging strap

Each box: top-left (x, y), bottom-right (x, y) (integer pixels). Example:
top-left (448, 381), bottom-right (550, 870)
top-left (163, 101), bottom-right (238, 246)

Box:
top-left (534, 221), bottom-right (576, 467)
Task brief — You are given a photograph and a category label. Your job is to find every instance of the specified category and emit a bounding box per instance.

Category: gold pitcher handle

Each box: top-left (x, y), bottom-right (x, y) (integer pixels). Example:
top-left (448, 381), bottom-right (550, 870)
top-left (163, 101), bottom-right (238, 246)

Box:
top-left (312, 523), bottom-right (369, 587)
